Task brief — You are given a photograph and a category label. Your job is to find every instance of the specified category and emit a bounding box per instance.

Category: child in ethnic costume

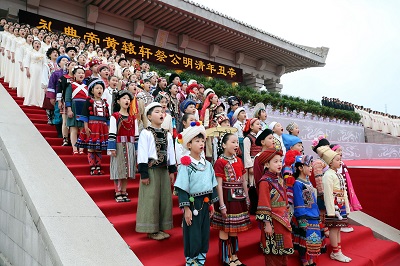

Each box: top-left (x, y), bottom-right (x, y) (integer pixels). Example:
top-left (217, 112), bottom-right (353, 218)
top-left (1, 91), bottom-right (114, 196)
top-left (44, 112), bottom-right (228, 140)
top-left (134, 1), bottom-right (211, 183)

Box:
top-left (167, 83), bottom-right (181, 136)
top-left (253, 103), bottom-right (268, 130)
top-left (76, 78), bottom-right (110, 175)
top-left (136, 102), bottom-right (177, 240)
top-left (256, 148), bottom-right (294, 266)
top-left (253, 129), bottom-right (275, 185)
top-left (107, 90), bottom-right (137, 203)
top-left (211, 113), bottom-right (231, 163)
top-left (269, 121), bottom-right (286, 154)
top-left (154, 91), bottom-right (173, 135)
top-left (65, 65), bottom-right (87, 155)
top-left (211, 133), bottom-right (251, 266)
top-left (242, 118), bottom-right (262, 214)
top-left (137, 78), bottom-right (154, 132)
top-left (286, 122), bottom-right (300, 136)
top-left (330, 144), bottom-right (362, 233)
top-left (292, 155), bottom-right (322, 266)
top-left (232, 107), bottom-right (246, 160)
top-left (174, 123), bottom-right (218, 266)
top-left (319, 146), bottom-right (351, 263)
top-left (311, 136), bottom-right (331, 238)
top-left (200, 93), bottom-right (219, 161)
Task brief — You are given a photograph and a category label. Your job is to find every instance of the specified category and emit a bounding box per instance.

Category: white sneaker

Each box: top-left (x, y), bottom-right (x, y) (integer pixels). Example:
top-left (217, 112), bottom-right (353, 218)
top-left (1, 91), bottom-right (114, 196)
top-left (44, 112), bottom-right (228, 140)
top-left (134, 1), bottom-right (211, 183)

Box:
top-left (341, 227), bottom-right (354, 233)
top-left (330, 251), bottom-right (352, 263)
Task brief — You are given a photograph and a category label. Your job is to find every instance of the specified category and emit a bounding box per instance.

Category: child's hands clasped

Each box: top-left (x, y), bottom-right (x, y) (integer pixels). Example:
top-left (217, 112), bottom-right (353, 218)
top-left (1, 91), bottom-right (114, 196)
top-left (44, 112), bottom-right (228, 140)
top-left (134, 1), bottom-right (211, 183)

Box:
top-left (184, 206), bottom-right (192, 226)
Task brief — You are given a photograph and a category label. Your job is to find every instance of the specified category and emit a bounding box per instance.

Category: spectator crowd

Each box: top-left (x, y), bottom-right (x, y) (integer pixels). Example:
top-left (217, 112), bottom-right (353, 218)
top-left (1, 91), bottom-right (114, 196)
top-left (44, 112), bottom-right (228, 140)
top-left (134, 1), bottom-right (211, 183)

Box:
top-left (322, 96), bottom-right (399, 137)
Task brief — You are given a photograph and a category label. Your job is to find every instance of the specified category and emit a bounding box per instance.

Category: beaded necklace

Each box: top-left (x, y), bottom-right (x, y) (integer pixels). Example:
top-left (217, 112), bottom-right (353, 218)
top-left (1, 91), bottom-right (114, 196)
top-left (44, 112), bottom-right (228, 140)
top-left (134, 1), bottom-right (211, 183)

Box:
top-left (220, 154), bottom-right (237, 164)
top-left (120, 114), bottom-right (134, 130)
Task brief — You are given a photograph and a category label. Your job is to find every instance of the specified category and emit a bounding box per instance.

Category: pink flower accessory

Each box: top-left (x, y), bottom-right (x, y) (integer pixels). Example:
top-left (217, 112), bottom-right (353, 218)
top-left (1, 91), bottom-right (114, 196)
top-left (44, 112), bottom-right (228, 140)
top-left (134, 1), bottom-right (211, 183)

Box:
top-left (311, 134), bottom-right (328, 149)
top-left (180, 156), bottom-right (192, 166)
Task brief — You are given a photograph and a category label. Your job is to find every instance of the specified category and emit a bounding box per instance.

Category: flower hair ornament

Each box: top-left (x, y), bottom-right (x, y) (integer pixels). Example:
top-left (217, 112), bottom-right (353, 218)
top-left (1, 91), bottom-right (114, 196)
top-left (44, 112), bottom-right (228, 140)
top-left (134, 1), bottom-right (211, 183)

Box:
top-left (311, 134), bottom-right (330, 153)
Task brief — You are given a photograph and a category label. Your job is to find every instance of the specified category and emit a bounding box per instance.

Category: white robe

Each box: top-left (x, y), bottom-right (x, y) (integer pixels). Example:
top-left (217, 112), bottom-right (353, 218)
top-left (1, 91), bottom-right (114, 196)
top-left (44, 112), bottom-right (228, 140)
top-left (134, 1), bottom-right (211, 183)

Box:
top-left (3, 32), bottom-right (14, 83)
top-left (19, 44), bottom-right (33, 98)
top-left (23, 49), bottom-right (48, 107)
top-left (10, 36), bottom-right (25, 88)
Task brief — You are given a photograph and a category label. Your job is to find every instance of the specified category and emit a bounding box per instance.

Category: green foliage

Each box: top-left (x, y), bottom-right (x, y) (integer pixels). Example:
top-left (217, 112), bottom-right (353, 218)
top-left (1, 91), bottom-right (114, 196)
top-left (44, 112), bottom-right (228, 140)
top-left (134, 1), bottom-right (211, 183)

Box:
top-left (150, 65), bottom-right (361, 124)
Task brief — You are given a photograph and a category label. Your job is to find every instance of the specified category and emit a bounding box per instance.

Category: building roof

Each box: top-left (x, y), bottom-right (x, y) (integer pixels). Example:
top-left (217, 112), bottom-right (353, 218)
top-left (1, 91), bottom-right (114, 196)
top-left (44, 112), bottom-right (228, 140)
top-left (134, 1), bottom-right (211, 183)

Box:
top-left (73, 0), bottom-right (328, 73)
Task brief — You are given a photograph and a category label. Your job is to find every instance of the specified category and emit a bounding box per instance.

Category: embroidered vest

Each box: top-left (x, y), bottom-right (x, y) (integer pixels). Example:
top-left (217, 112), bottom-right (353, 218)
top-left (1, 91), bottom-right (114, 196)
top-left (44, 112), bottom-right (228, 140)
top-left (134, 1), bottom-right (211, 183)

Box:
top-left (147, 127), bottom-right (168, 168)
top-left (246, 133), bottom-right (262, 157)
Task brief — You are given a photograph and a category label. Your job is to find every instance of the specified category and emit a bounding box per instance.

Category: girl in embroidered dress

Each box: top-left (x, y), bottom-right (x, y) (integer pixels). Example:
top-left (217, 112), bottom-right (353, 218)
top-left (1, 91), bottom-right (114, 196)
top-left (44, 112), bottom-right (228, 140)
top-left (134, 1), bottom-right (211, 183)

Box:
top-left (242, 118), bottom-right (262, 215)
top-left (292, 155), bottom-right (322, 266)
top-left (256, 148), bottom-right (294, 266)
top-left (136, 102), bottom-right (177, 240)
top-left (319, 146), bottom-right (351, 263)
top-left (107, 90), bottom-right (137, 203)
top-left (174, 123), bottom-right (218, 266)
top-left (330, 144), bottom-right (362, 233)
top-left (200, 93), bottom-right (219, 128)
top-left (211, 133), bottom-right (251, 266)
top-left (76, 78), bottom-right (110, 175)
top-left (65, 65), bottom-right (87, 155)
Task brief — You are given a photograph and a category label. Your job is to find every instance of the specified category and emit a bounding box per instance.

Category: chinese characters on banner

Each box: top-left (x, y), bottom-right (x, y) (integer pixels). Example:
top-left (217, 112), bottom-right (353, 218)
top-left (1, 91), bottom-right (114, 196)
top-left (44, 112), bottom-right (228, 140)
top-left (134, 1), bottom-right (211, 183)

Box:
top-left (18, 10), bottom-right (243, 82)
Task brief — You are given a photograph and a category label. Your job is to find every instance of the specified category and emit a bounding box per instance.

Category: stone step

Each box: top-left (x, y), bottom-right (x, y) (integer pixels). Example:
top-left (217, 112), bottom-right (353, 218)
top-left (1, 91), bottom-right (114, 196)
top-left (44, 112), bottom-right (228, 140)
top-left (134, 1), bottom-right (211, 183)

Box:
top-left (364, 128), bottom-right (400, 145)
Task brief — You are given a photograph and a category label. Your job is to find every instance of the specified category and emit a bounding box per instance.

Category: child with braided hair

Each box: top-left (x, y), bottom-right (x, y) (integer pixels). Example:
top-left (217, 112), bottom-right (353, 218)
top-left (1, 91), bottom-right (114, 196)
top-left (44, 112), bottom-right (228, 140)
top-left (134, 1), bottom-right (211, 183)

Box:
top-left (76, 78), bottom-right (110, 175)
top-left (211, 133), bottom-right (251, 266)
top-left (107, 90), bottom-right (137, 202)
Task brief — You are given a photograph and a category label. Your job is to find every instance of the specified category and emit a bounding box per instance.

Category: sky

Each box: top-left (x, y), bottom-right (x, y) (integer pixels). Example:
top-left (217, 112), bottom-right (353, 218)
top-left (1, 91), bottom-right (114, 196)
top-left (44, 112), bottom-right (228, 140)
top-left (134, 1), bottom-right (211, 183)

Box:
top-left (192, 0), bottom-right (400, 115)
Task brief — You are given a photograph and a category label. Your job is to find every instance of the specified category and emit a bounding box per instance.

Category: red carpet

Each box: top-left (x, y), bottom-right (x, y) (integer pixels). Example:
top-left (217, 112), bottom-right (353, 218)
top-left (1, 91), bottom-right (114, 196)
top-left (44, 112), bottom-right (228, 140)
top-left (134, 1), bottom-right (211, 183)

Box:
top-left (345, 159), bottom-right (400, 230)
top-left (2, 79), bottom-right (400, 266)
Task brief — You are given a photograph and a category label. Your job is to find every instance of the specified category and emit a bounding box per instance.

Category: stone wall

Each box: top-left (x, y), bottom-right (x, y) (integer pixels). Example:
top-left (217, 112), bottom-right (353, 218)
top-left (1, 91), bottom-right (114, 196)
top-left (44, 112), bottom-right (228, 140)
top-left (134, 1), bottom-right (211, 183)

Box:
top-left (0, 149), bottom-right (54, 266)
top-left (0, 84), bottom-right (142, 265)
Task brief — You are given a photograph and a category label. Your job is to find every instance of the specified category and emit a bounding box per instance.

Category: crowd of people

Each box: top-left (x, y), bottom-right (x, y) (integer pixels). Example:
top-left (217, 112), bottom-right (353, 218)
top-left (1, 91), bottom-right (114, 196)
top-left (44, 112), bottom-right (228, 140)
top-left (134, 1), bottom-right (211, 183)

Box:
top-left (1, 19), bottom-right (364, 266)
top-left (322, 96), bottom-right (400, 136)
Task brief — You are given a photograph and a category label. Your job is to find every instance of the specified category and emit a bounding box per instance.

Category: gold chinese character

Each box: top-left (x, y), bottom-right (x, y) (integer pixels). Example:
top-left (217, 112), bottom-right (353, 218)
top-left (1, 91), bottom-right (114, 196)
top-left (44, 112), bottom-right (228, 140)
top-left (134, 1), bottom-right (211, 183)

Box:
top-left (195, 60), bottom-right (205, 71)
top-left (169, 54), bottom-right (181, 65)
top-left (183, 57), bottom-right (193, 69)
top-left (121, 41), bottom-right (137, 55)
top-left (139, 46), bottom-right (153, 59)
top-left (103, 37), bottom-right (120, 50)
top-left (206, 63), bottom-right (216, 74)
top-left (154, 50), bottom-right (167, 62)
top-left (83, 32), bottom-right (100, 45)
top-left (217, 65), bottom-right (227, 76)
top-left (37, 19), bottom-right (52, 32)
top-left (227, 67), bottom-right (237, 78)
top-left (63, 26), bottom-right (80, 38)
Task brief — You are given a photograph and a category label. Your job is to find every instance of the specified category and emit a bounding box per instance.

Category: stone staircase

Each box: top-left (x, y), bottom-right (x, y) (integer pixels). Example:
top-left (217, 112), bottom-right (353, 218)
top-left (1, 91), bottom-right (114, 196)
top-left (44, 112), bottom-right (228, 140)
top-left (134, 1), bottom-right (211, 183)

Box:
top-left (364, 128), bottom-right (400, 145)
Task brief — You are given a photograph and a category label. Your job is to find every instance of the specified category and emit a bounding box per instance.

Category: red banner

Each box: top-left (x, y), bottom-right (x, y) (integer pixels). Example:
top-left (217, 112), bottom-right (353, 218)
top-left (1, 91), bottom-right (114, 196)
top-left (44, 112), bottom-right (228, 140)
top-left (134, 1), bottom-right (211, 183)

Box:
top-left (18, 10), bottom-right (243, 82)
